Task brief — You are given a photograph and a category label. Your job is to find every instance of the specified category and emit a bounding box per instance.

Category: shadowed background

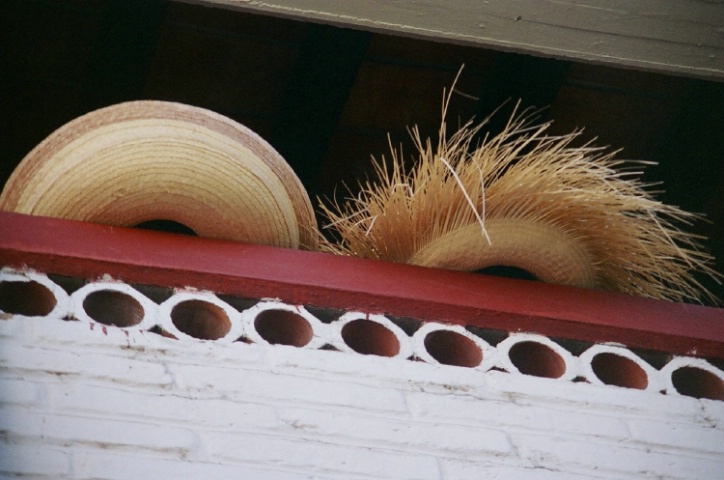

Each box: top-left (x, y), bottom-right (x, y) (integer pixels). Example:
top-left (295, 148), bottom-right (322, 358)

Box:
top-left (1, 0), bottom-right (722, 301)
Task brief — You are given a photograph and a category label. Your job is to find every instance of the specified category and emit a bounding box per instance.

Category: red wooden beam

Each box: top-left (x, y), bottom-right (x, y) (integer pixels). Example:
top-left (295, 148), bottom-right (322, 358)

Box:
top-left (1, 211), bottom-right (723, 359)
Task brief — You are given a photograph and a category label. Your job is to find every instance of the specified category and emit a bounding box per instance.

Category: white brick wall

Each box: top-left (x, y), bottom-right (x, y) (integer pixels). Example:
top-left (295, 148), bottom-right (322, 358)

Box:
top-left (1, 315), bottom-right (723, 480)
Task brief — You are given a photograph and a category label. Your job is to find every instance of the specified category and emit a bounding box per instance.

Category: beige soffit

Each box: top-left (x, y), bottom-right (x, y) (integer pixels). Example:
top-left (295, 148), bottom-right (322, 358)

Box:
top-left (187, 0), bottom-right (724, 81)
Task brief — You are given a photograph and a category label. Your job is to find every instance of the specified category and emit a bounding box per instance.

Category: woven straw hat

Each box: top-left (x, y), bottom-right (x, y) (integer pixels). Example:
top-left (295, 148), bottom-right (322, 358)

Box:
top-left (320, 98), bottom-right (720, 304)
top-left (0, 101), bottom-right (317, 250)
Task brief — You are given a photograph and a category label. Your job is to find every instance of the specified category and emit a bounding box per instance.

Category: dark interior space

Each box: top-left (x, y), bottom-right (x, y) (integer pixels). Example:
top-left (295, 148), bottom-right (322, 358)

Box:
top-left (2, 0), bottom-right (723, 302)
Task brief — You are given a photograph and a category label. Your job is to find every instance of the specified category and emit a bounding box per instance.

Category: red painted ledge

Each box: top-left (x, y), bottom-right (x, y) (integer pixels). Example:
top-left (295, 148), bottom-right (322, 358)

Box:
top-left (1, 211), bottom-right (723, 359)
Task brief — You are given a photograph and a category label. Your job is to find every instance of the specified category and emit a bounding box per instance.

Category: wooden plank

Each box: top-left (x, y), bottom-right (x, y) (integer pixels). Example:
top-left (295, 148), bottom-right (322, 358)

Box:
top-left (183, 0), bottom-right (724, 80)
top-left (1, 211), bottom-right (723, 359)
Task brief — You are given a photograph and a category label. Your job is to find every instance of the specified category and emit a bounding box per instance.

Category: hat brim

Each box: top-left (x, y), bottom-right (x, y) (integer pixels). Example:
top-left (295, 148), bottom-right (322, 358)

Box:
top-left (0, 101), bottom-right (317, 250)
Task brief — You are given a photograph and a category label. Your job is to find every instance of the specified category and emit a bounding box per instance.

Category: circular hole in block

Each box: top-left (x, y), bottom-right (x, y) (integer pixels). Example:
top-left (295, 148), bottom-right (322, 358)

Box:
top-left (171, 300), bottom-right (230, 340)
top-left (671, 366), bottom-right (724, 401)
top-left (508, 341), bottom-right (566, 378)
top-left (134, 219), bottom-right (197, 236)
top-left (0, 280), bottom-right (57, 317)
top-left (476, 265), bottom-right (538, 281)
top-left (342, 319), bottom-right (400, 357)
top-left (254, 309), bottom-right (314, 347)
top-left (591, 352), bottom-right (648, 389)
top-left (83, 290), bottom-right (144, 327)
top-left (424, 330), bottom-right (483, 367)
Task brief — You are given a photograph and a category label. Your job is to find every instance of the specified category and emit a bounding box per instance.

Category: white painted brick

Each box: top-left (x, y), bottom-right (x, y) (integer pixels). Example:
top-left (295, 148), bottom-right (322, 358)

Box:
top-left (439, 459), bottom-right (615, 480)
top-left (46, 382), bottom-right (281, 433)
top-left (0, 409), bottom-right (197, 456)
top-left (484, 368), bottom-right (711, 424)
top-left (0, 342), bottom-right (174, 388)
top-left (277, 406), bottom-right (511, 457)
top-left (0, 377), bottom-right (45, 406)
top-left (71, 448), bottom-right (343, 480)
top-left (511, 433), bottom-right (722, 479)
top-left (405, 390), bottom-right (632, 441)
top-left (0, 314), bottom-right (27, 338)
top-left (0, 314), bottom-right (135, 346)
top-left (0, 443), bottom-right (70, 478)
top-left (626, 419), bottom-right (724, 454)
top-left (1, 316), bottom-right (722, 480)
top-left (173, 361), bottom-right (409, 414)
top-left (204, 431), bottom-right (441, 480)
top-left (701, 398), bottom-right (724, 428)
top-left (262, 342), bottom-right (488, 390)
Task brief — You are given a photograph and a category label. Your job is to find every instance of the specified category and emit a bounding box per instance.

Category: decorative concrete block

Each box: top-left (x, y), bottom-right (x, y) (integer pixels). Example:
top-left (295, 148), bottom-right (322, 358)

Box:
top-left (332, 311), bottom-right (413, 359)
top-left (495, 332), bottom-right (578, 381)
top-left (71, 281), bottom-right (158, 330)
top-left (412, 322), bottom-right (496, 370)
top-left (661, 356), bottom-right (724, 401)
top-left (579, 343), bottom-right (664, 392)
top-left (159, 289), bottom-right (243, 342)
top-left (0, 268), bottom-right (70, 319)
top-left (242, 300), bottom-right (329, 349)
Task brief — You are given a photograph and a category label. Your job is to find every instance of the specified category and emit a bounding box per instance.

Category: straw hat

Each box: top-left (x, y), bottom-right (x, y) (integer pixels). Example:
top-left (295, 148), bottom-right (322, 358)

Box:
top-left (0, 101), bottom-right (317, 250)
top-left (320, 93), bottom-right (720, 304)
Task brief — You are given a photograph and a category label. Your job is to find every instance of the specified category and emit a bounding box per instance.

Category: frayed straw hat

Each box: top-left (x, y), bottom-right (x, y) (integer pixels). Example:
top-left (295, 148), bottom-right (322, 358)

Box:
top-left (0, 101), bottom-right (317, 250)
top-left (320, 91), bottom-right (720, 304)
